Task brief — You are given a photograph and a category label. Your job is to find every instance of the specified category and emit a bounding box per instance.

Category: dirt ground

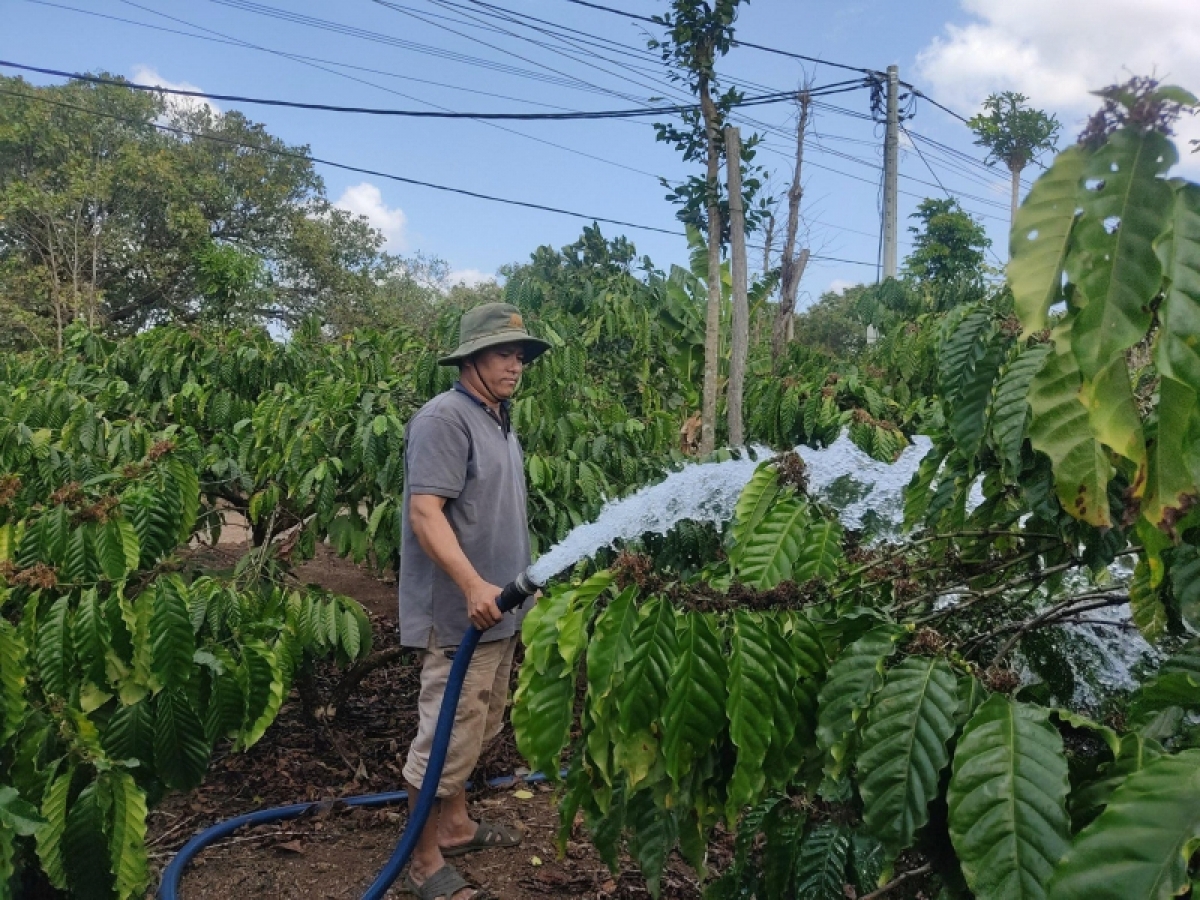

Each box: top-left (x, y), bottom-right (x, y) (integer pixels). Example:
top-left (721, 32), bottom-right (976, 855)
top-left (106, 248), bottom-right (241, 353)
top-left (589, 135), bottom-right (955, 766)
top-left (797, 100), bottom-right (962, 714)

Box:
top-left (148, 543), bottom-right (704, 900)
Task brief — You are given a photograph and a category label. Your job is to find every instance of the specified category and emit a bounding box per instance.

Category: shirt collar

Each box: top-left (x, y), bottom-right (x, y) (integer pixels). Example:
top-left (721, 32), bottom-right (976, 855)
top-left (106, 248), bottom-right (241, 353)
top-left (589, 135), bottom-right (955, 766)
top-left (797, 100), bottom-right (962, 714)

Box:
top-left (453, 381), bottom-right (511, 434)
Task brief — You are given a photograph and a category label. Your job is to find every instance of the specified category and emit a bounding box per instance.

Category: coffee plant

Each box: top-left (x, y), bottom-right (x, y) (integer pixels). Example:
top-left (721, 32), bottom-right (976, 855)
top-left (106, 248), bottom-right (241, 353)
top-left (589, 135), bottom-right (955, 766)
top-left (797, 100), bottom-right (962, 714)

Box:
top-left (512, 84), bottom-right (1200, 900)
top-left (0, 375), bottom-right (373, 899)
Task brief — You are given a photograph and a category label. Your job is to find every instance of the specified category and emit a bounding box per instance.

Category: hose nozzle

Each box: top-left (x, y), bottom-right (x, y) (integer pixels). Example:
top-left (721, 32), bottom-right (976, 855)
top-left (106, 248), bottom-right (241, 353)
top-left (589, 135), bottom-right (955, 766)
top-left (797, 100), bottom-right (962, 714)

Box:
top-left (495, 568), bottom-right (541, 614)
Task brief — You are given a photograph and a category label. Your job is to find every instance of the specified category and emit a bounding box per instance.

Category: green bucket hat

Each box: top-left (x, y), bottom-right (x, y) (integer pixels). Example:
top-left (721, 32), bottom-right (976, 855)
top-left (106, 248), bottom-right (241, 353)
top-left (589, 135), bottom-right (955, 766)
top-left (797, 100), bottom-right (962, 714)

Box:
top-left (438, 302), bottom-right (552, 366)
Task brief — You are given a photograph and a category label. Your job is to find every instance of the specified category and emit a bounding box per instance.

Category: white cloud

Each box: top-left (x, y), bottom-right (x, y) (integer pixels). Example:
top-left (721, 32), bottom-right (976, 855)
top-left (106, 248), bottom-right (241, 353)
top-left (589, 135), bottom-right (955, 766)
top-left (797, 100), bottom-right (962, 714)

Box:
top-left (447, 268), bottom-right (496, 288)
top-left (130, 65), bottom-right (219, 117)
top-left (826, 278), bottom-right (855, 296)
top-left (333, 182), bottom-right (408, 249)
top-left (915, 0), bottom-right (1200, 171)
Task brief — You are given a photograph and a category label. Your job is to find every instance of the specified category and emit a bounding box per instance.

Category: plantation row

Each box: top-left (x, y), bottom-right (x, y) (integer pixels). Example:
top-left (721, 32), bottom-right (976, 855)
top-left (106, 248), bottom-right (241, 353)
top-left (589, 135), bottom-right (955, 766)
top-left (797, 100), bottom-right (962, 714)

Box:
top-left (0, 238), bottom-right (928, 898)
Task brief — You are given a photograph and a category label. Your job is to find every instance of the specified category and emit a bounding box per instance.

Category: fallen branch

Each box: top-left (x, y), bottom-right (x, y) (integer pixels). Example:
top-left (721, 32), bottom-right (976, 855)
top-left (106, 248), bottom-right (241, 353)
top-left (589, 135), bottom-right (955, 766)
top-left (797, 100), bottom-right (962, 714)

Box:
top-left (859, 862), bottom-right (933, 900)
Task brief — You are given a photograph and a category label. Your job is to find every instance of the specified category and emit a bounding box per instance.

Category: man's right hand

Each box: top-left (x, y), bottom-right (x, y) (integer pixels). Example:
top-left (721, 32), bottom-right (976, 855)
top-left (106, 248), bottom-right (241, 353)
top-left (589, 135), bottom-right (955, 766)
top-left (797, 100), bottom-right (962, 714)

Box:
top-left (466, 579), bottom-right (505, 630)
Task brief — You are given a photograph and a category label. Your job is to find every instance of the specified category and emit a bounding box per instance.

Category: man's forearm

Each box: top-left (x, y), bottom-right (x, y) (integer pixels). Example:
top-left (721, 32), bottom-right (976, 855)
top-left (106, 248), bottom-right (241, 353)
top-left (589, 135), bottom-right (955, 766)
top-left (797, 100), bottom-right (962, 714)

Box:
top-left (411, 504), bottom-right (486, 595)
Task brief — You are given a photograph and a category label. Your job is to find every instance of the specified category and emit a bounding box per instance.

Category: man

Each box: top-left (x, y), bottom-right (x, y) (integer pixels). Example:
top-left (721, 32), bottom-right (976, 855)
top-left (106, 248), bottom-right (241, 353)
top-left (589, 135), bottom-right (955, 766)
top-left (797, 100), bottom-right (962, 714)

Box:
top-left (398, 302), bottom-right (550, 900)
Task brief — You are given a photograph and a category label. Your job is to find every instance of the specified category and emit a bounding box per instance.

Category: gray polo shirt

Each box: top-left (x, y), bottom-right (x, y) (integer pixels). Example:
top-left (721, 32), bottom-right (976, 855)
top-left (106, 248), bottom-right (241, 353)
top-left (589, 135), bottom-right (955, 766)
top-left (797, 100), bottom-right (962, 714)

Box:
top-left (398, 385), bottom-right (532, 648)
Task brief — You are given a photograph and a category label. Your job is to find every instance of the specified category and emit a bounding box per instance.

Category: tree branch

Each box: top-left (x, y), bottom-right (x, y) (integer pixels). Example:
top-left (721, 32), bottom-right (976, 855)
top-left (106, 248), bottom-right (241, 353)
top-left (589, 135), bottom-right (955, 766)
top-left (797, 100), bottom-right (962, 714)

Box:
top-left (859, 863), bottom-right (933, 900)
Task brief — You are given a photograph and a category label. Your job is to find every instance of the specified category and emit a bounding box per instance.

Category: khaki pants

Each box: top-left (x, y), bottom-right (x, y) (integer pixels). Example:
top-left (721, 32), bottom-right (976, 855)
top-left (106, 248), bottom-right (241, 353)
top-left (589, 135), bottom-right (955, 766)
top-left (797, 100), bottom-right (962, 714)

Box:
top-left (403, 634), bottom-right (517, 798)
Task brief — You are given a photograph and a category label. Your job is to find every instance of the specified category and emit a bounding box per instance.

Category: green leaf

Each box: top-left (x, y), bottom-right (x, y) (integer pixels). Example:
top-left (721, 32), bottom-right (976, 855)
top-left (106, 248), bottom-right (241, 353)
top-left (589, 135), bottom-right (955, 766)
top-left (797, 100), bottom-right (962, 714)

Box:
top-left (947, 695), bottom-right (1070, 900)
top-left (238, 638), bottom-right (284, 749)
top-left (102, 700), bottom-right (155, 765)
top-left (1128, 557), bottom-right (1167, 642)
top-left (816, 626), bottom-right (903, 783)
top-left (733, 497), bottom-right (808, 590)
top-left (0, 786), bottom-right (45, 836)
top-left (1028, 324), bottom-right (1112, 527)
top-left (1169, 544), bottom-right (1200, 631)
top-left (1010, 145), bottom-right (1087, 335)
top-left (794, 823), bottom-right (850, 900)
top-left (661, 612), bottom-right (726, 788)
top-left (64, 779), bottom-right (115, 900)
top-left (0, 620), bottom-right (28, 745)
top-left (1143, 376), bottom-right (1200, 530)
top-left (858, 656), bottom-right (959, 859)
top-left (950, 334), bottom-right (1007, 463)
top-left (556, 571), bottom-right (612, 668)
top-left (615, 597), bottom-right (677, 789)
top-left (583, 586), bottom-right (638, 786)
top-left (1069, 732), bottom-right (1162, 831)
top-left (727, 611), bottom-right (776, 821)
top-left (151, 575), bottom-right (194, 690)
top-left (97, 520), bottom-right (129, 581)
top-left (118, 521), bottom-right (140, 574)
top-left (731, 464), bottom-right (782, 550)
top-left (1050, 748), bottom-right (1200, 900)
top-left (626, 788), bottom-right (677, 898)
top-left (107, 770), bottom-right (148, 900)
top-left (154, 686), bottom-right (210, 790)
top-left (939, 305), bottom-right (996, 406)
top-left (74, 588), bottom-right (110, 689)
top-left (35, 767), bottom-right (71, 890)
top-left (1069, 128), bottom-right (1176, 380)
top-left (1078, 354), bottom-right (1145, 470)
top-left (512, 635), bottom-right (575, 779)
top-left (794, 519), bottom-right (843, 583)
top-left (0, 822), bottom-right (14, 900)
top-left (1156, 181), bottom-right (1200, 393)
top-left (992, 344), bottom-right (1052, 474)
top-left (35, 596), bottom-right (72, 698)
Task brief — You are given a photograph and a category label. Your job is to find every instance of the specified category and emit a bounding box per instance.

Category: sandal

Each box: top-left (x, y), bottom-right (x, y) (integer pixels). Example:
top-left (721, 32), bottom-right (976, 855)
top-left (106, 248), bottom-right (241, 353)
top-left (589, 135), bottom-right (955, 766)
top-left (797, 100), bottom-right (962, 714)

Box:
top-left (441, 820), bottom-right (522, 857)
top-left (402, 863), bottom-right (492, 900)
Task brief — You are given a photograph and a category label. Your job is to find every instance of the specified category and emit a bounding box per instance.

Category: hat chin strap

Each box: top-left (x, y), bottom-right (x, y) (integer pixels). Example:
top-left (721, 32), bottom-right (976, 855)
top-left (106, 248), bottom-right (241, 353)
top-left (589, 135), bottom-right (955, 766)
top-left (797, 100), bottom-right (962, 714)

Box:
top-left (463, 360), bottom-right (505, 408)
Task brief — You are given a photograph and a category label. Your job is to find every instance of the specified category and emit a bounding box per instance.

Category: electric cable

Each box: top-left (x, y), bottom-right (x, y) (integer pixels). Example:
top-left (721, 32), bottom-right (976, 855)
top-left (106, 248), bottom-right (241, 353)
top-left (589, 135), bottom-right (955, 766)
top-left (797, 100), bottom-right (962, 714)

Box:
top-left (0, 85), bottom-right (882, 266)
top-left (560, 0), bottom-right (879, 75)
top-left (0, 59), bottom-right (799, 119)
top-left (20, 0), bottom-right (582, 112)
top-left (901, 123), bottom-right (1008, 269)
top-left (112, 0), bottom-right (668, 180)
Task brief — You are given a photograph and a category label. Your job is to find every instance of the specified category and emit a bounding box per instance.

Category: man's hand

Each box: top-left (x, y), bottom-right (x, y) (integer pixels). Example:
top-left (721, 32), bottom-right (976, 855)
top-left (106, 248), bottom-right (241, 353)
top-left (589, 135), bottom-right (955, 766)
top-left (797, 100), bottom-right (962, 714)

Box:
top-left (466, 578), bottom-right (505, 630)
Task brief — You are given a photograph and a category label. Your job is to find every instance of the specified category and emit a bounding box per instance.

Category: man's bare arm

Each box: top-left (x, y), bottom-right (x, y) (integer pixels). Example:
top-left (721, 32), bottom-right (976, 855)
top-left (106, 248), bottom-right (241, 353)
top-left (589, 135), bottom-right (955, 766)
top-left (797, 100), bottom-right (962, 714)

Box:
top-left (409, 493), bottom-right (504, 630)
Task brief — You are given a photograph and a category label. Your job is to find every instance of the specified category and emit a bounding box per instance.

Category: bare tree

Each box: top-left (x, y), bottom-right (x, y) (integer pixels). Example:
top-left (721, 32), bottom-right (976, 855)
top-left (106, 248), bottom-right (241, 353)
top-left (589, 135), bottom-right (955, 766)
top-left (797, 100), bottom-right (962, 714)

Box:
top-left (725, 126), bottom-right (748, 446)
top-left (772, 89), bottom-right (813, 364)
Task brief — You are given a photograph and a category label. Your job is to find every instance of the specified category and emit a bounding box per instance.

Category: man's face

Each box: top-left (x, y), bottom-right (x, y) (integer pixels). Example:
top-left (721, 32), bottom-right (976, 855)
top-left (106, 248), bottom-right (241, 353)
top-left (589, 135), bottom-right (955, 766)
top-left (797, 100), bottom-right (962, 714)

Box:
top-left (468, 343), bottom-right (526, 400)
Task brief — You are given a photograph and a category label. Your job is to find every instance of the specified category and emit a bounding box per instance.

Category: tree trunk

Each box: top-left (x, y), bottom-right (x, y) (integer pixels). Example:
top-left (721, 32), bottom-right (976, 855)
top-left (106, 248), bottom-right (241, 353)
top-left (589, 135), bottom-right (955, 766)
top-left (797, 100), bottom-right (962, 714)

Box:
top-left (1009, 161), bottom-right (1022, 233)
top-left (772, 91), bottom-right (812, 365)
top-left (698, 71), bottom-right (724, 457)
top-left (725, 126), bottom-right (748, 447)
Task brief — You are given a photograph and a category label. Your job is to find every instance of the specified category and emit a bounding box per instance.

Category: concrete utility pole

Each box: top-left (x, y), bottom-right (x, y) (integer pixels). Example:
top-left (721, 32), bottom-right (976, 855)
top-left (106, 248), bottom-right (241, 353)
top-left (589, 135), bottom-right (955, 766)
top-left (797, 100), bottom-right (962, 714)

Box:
top-left (725, 126), bottom-right (748, 447)
top-left (882, 64), bottom-right (899, 279)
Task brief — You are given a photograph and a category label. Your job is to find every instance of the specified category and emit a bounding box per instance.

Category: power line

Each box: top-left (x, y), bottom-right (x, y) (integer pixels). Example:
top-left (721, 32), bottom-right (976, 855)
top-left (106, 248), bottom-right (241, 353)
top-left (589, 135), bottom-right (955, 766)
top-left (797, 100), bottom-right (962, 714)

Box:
top-left (901, 124), bottom-right (1008, 268)
top-left (20, 0), bottom-right (582, 112)
top-left (0, 85), bottom-right (882, 267)
top-left (560, 0), bottom-right (878, 75)
top-left (112, 0), bottom-right (667, 179)
top-left (0, 59), bottom-right (802, 119)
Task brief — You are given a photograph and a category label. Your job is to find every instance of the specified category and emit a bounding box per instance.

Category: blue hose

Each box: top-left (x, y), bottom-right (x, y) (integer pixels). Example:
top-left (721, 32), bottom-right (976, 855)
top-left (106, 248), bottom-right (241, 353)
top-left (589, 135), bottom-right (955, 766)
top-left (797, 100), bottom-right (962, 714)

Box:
top-left (159, 576), bottom-right (540, 900)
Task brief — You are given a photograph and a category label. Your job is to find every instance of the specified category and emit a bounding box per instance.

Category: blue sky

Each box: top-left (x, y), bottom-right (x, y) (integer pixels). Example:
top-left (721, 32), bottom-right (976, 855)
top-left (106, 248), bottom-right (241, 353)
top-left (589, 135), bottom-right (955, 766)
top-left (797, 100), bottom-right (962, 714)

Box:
top-left (4, 0), bottom-right (1197, 306)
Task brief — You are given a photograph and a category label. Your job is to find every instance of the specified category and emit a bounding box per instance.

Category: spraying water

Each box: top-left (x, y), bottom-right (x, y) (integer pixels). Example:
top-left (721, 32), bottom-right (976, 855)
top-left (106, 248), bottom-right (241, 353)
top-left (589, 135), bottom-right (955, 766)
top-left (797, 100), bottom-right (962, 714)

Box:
top-left (526, 430), bottom-right (1151, 709)
top-left (529, 432), bottom-right (933, 584)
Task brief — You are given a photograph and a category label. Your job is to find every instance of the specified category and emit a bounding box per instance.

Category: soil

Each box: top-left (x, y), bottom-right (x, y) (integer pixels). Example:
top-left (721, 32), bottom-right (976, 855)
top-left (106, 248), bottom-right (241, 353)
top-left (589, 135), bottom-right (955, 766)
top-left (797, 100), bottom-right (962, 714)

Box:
top-left (148, 543), bottom-right (704, 900)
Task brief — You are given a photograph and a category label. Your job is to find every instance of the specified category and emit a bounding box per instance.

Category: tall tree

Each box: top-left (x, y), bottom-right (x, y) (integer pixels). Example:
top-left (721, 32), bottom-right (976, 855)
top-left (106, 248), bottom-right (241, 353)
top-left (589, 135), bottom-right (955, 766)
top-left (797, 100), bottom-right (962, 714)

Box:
top-left (903, 197), bottom-right (991, 295)
top-left (651, 0), bottom-right (746, 456)
top-left (0, 74), bottom-right (391, 345)
top-left (967, 91), bottom-right (1060, 227)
